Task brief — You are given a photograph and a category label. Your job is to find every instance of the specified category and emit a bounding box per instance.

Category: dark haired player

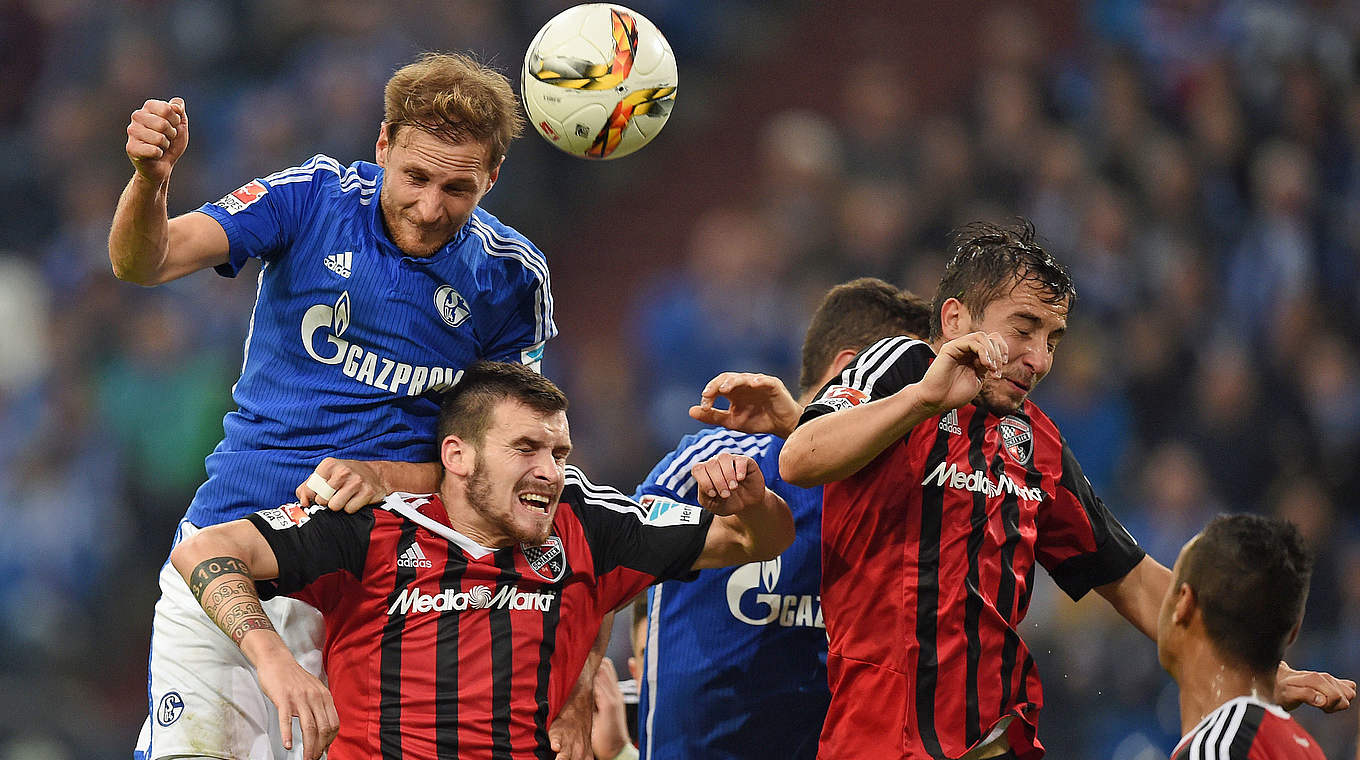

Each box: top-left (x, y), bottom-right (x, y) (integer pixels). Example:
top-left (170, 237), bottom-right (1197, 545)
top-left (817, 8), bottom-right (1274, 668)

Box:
top-left (1160, 515), bottom-right (1328, 759)
top-left (781, 222), bottom-right (1353, 759)
top-left (635, 278), bottom-right (931, 759)
top-left (168, 361), bottom-right (794, 759)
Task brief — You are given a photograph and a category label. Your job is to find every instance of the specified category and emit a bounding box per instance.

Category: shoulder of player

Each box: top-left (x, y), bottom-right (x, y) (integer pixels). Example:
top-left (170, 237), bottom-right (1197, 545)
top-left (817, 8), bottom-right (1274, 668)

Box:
top-left (644, 427), bottom-right (779, 494)
top-left (464, 207), bottom-right (549, 276)
top-left (834, 335), bottom-right (933, 389)
top-left (1179, 697), bottom-right (1289, 760)
top-left (563, 465), bottom-right (647, 521)
top-left (260, 154), bottom-right (376, 197)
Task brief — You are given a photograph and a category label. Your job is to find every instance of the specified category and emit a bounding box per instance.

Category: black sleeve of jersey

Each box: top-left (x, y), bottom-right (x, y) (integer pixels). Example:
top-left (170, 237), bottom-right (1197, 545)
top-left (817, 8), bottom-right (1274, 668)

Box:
top-left (565, 467), bottom-right (714, 582)
top-left (1042, 442), bottom-right (1146, 600)
top-left (798, 336), bottom-right (934, 426)
top-left (245, 505), bottom-right (374, 600)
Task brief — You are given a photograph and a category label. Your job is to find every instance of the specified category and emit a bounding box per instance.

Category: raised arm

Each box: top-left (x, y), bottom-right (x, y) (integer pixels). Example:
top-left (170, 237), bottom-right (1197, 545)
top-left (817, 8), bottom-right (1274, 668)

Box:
top-left (169, 522), bottom-right (338, 759)
top-left (110, 97), bottom-right (230, 285)
top-left (780, 331), bottom-right (1008, 487)
top-left (689, 453), bottom-right (793, 569)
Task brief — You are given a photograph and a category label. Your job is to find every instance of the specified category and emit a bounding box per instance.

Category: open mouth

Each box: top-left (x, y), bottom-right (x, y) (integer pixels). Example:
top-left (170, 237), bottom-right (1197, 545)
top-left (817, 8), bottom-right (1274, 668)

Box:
top-left (519, 492), bottom-right (551, 514)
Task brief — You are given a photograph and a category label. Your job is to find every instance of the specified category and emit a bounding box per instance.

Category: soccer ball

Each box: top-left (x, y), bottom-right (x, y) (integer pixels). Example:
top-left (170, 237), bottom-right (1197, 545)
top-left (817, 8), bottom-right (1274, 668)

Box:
top-left (521, 4), bottom-right (677, 160)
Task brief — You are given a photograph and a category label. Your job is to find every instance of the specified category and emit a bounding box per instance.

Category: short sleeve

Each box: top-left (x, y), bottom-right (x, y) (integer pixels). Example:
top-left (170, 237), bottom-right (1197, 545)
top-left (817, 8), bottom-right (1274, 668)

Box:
top-left (196, 155), bottom-right (332, 277)
top-left (566, 467), bottom-right (713, 609)
top-left (245, 503), bottom-right (373, 600)
top-left (799, 336), bottom-right (934, 425)
top-left (1035, 440), bottom-right (1145, 600)
top-left (469, 216), bottom-right (557, 364)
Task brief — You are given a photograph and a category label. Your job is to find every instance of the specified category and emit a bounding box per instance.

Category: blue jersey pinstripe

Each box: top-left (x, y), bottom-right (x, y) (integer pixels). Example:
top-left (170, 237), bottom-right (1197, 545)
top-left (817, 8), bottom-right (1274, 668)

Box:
top-left (186, 155), bottom-right (555, 527)
top-left (634, 428), bottom-right (829, 760)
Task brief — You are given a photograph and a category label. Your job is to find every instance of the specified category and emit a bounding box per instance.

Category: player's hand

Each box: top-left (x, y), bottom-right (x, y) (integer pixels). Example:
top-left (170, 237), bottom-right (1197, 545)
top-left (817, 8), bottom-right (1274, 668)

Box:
top-left (591, 657), bottom-right (632, 760)
top-left (692, 453), bottom-right (766, 516)
top-left (548, 684), bottom-right (594, 760)
top-left (255, 651), bottom-right (339, 760)
top-left (689, 372), bottom-right (802, 438)
top-left (916, 331), bottom-right (1007, 413)
top-left (296, 458), bottom-right (386, 514)
top-left (126, 97), bottom-right (189, 184)
top-left (1276, 661), bottom-right (1355, 712)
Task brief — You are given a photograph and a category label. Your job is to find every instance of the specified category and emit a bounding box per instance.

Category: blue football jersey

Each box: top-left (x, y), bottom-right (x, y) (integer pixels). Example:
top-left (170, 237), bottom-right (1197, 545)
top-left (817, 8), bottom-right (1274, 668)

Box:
top-left (185, 155), bottom-right (555, 526)
top-left (634, 428), bottom-right (829, 760)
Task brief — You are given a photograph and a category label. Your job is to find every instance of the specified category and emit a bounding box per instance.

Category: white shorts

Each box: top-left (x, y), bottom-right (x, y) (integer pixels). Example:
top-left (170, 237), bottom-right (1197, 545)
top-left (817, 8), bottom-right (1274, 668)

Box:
top-left (133, 521), bottom-right (327, 760)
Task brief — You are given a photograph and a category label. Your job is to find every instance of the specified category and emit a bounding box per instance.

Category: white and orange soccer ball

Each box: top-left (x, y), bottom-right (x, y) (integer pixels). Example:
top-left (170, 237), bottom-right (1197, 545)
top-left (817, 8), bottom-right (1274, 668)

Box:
top-left (521, 3), bottom-right (677, 160)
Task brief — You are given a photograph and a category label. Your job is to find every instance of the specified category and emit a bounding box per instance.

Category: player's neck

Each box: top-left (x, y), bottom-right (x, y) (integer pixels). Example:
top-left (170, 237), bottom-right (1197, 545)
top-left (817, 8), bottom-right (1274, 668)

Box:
top-left (1176, 642), bottom-right (1277, 734)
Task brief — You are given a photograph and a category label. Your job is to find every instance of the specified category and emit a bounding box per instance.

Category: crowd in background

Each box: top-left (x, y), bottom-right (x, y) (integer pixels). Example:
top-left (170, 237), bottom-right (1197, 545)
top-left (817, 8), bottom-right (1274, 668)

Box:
top-left (1, 0), bottom-right (1358, 757)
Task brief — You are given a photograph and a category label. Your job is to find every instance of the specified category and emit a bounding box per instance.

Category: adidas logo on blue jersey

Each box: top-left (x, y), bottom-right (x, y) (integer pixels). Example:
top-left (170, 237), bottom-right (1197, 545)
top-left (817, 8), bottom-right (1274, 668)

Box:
top-left (324, 251), bottom-right (353, 278)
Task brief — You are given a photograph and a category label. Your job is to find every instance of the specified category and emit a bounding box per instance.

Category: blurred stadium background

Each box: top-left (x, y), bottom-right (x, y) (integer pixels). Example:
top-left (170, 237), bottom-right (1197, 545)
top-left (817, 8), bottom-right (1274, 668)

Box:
top-left (1, 0), bottom-right (1358, 757)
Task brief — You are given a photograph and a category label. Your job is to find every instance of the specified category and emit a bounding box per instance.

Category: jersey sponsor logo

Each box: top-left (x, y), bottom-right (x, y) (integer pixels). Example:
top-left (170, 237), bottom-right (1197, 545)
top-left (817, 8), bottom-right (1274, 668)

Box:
top-left (938, 409), bottom-right (962, 435)
top-left (301, 290), bottom-right (465, 396)
top-left (434, 285), bottom-right (471, 328)
top-left (520, 341), bottom-right (545, 373)
top-left (999, 416), bottom-right (1033, 465)
top-left (921, 461), bottom-right (1045, 503)
top-left (324, 251), bottom-right (353, 278)
top-left (214, 180), bottom-right (269, 215)
top-left (725, 558), bottom-right (825, 628)
top-left (397, 542), bottom-right (433, 569)
top-left (821, 384), bottom-right (869, 411)
top-left (156, 691), bottom-right (185, 726)
top-left (256, 502), bottom-right (325, 530)
top-left (640, 495), bottom-right (701, 526)
top-left (521, 534), bottom-right (566, 583)
top-left (386, 583), bottom-right (556, 615)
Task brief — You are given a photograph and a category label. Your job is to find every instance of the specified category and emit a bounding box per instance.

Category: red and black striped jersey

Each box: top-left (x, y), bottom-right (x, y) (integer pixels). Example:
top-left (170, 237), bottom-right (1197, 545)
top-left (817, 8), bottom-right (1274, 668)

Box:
top-left (799, 336), bottom-right (1145, 760)
top-left (1171, 696), bottom-right (1325, 759)
top-left (245, 465), bottom-right (712, 760)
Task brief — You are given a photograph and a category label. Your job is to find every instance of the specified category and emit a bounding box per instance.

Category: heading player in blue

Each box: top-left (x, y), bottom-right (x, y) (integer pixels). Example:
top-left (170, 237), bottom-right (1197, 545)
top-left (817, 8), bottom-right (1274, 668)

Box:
top-left (633, 278), bottom-right (931, 760)
top-left (110, 53), bottom-right (561, 760)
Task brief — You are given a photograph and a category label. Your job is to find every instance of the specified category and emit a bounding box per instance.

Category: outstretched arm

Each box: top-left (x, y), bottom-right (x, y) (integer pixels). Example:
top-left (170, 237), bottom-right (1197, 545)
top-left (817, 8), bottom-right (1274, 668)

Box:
top-left (780, 331), bottom-right (1008, 487)
top-left (1098, 555), bottom-right (1355, 712)
top-left (690, 453), bottom-right (793, 569)
top-left (169, 522), bottom-right (338, 759)
top-left (110, 97), bottom-right (230, 285)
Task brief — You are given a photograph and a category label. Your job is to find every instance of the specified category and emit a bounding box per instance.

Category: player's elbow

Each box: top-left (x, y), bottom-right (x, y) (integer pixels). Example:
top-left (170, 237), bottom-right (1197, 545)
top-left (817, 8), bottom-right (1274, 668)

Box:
top-left (778, 439), bottom-right (822, 488)
top-left (109, 255), bottom-right (166, 287)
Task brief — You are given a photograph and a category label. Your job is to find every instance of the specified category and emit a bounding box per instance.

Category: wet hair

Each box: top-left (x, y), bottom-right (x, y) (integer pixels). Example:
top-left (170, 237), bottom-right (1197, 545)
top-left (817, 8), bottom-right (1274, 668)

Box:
top-left (1179, 514), bottom-right (1314, 673)
top-left (437, 361), bottom-right (567, 446)
top-left (384, 52), bottom-right (525, 165)
top-left (799, 278), bottom-right (932, 394)
top-left (928, 220), bottom-right (1076, 341)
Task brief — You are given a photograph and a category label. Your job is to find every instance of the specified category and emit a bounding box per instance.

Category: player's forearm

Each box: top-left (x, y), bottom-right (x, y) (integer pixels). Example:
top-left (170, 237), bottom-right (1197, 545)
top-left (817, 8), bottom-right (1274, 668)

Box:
top-left (369, 460), bottom-right (443, 495)
top-left (109, 173), bottom-right (173, 285)
top-left (699, 491), bottom-right (793, 569)
top-left (780, 385), bottom-right (938, 487)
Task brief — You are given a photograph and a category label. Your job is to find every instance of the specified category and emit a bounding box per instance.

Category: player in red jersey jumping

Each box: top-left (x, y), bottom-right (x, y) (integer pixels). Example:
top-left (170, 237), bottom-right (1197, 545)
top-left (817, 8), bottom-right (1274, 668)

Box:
top-left (779, 221), bottom-right (1353, 759)
top-left (1161, 514), bottom-right (1329, 759)
top-left (166, 361), bottom-right (794, 759)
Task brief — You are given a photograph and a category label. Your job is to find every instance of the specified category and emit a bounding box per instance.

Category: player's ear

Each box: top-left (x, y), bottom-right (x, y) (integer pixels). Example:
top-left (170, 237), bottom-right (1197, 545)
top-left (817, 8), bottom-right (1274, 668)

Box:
top-left (939, 298), bottom-right (969, 339)
top-left (828, 348), bottom-right (860, 378)
top-left (485, 154), bottom-right (503, 192)
top-left (1284, 619), bottom-right (1302, 648)
top-left (376, 123), bottom-right (391, 167)
top-left (1171, 582), bottom-right (1196, 626)
top-left (441, 434), bottom-right (475, 478)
